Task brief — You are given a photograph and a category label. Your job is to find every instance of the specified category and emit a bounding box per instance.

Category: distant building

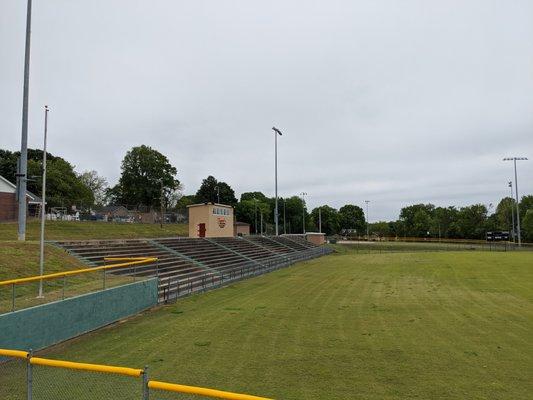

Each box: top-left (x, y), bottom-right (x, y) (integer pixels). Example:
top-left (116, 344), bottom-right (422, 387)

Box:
top-left (234, 221), bottom-right (250, 236)
top-left (0, 175), bottom-right (42, 221)
top-left (188, 203), bottom-right (234, 238)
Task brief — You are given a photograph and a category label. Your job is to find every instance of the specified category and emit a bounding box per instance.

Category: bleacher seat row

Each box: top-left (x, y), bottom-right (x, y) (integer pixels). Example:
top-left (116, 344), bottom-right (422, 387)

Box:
top-left (52, 236), bottom-right (332, 302)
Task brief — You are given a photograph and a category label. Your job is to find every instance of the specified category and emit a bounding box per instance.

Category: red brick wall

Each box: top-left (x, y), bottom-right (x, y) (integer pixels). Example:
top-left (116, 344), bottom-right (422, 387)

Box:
top-left (0, 192), bottom-right (18, 221)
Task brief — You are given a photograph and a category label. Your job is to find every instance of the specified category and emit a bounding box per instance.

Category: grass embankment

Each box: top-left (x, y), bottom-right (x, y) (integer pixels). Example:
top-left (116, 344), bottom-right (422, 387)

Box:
top-left (0, 242), bottom-right (135, 313)
top-left (0, 220), bottom-right (188, 241)
top-left (17, 250), bottom-right (533, 399)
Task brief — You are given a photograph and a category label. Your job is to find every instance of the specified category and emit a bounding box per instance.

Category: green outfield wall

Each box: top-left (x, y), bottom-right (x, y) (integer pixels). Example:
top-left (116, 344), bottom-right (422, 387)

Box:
top-left (0, 279), bottom-right (158, 352)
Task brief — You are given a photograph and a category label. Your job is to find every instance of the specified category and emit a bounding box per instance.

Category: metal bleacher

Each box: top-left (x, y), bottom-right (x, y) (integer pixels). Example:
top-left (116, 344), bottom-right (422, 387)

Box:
top-left (53, 235), bottom-right (332, 303)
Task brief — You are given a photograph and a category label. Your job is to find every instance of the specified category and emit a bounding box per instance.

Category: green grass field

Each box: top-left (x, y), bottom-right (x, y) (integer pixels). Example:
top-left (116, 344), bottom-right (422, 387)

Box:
top-left (0, 220), bottom-right (188, 241)
top-left (21, 249), bottom-right (530, 399)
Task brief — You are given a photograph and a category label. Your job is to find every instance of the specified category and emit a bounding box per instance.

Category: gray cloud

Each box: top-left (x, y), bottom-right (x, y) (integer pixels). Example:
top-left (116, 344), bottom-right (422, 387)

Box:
top-left (1, 0), bottom-right (532, 221)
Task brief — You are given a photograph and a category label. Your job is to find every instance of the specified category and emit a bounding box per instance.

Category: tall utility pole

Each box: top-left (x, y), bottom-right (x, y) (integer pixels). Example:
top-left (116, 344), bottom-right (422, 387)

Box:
top-left (503, 157), bottom-right (528, 246)
top-left (160, 181), bottom-right (164, 229)
top-left (215, 186), bottom-right (220, 203)
top-left (300, 192), bottom-right (307, 233)
top-left (365, 200), bottom-right (370, 238)
top-left (272, 127), bottom-right (283, 236)
top-left (283, 198), bottom-right (287, 234)
top-left (254, 197), bottom-right (258, 234)
top-left (38, 105), bottom-right (49, 298)
top-left (318, 207), bottom-right (322, 233)
top-left (509, 181), bottom-right (515, 243)
top-left (17, 0), bottom-right (33, 241)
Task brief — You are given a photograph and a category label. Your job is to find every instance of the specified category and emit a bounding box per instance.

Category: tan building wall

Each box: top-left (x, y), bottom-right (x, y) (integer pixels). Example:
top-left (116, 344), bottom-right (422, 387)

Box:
top-left (234, 223), bottom-right (250, 236)
top-left (188, 203), bottom-right (234, 238)
top-left (306, 233), bottom-right (326, 245)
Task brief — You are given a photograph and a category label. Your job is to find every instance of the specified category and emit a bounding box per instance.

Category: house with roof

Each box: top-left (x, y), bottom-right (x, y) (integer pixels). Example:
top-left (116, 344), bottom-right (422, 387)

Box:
top-left (0, 175), bottom-right (43, 221)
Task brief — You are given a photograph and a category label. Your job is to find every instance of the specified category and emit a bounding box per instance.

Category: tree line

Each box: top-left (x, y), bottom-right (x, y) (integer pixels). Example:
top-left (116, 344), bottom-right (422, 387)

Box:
top-left (1, 145), bottom-right (532, 241)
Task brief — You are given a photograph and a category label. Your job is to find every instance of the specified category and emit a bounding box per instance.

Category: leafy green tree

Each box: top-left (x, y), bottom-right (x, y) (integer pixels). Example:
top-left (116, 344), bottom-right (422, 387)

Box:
top-left (235, 199), bottom-right (270, 233)
top-left (431, 206), bottom-right (459, 238)
top-left (282, 196), bottom-right (308, 234)
top-left (519, 195), bottom-right (533, 225)
top-left (399, 204), bottom-right (435, 237)
top-left (174, 194), bottom-right (196, 213)
top-left (456, 204), bottom-right (488, 239)
top-left (0, 148), bottom-right (94, 209)
top-left (522, 209), bottom-right (533, 243)
top-left (79, 170), bottom-right (108, 207)
top-left (195, 176), bottom-right (237, 206)
top-left (309, 206), bottom-right (339, 235)
top-left (338, 204), bottom-right (365, 234)
top-left (240, 192), bottom-right (268, 202)
top-left (369, 221), bottom-right (391, 237)
top-left (112, 145), bottom-right (180, 209)
top-left (495, 197), bottom-right (515, 232)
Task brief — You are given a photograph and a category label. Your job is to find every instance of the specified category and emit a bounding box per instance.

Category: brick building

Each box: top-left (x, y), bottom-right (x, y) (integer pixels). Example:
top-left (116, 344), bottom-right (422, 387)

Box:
top-left (0, 175), bottom-right (42, 222)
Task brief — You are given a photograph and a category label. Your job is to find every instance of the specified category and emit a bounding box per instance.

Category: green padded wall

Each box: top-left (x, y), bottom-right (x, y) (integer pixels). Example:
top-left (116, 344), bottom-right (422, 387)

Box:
top-left (0, 279), bottom-right (158, 352)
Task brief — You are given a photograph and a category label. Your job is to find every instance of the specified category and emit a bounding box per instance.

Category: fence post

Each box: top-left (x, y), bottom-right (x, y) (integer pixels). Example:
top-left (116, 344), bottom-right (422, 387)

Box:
top-left (27, 349), bottom-right (33, 400)
top-left (12, 283), bottom-right (15, 312)
top-left (142, 366), bottom-right (149, 400)
top-left (102, 268), bottom-right (106, 290)
top-left (62, 276), bottom-right (66, 300)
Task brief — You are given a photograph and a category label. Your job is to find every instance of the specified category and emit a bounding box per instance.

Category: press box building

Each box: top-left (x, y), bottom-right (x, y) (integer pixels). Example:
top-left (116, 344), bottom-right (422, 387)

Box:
top-left (187, 203), bottom-right (234, 238)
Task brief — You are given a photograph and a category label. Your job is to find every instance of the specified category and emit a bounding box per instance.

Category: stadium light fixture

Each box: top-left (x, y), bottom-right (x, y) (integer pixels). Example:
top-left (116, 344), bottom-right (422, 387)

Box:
top-left (272, 127), bottom-right (283, 236)
top-left (503, 157), bottom-right (528, 246)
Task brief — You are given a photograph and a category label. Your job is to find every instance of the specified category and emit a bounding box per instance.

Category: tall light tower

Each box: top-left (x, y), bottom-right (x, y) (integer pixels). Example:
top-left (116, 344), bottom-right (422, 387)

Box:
top-left (17, 0), bottom-right (33, 241)
top-left (300, 192), bottom-right (307, 233)
top-left (272, 127), bottom-right (283, 236)
top-left (503, 157), bottom-right (528, 246)
top-left (365, 200), bottom-right (370, 238)
top-left (508, 181), bottom-right (515, 243)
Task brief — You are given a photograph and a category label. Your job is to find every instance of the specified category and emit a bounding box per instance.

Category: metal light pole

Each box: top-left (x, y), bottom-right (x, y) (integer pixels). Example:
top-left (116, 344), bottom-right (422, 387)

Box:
top-left (503, 157), bottom-right (528, 246)
top-left (509, 181), bottom-right (515, 243)
top-left (215, 186), bottom-right (220, 203)
top-left (318, 207), bottom-right (322, 233)
top-left (254, 197), bottom-right (258, 234)
top-left (365, 200), bottom-right (370, 239)
top-left (160, 181), bottom-right (164, 229)
top-left (272, 127), bottom-right (282, 236)
top-left (300, 192), bottom-right (307, 233)
top-left (17, 0), bottom-right (33, 242)
top-left (38, 105), bottom-right (49, 298)
top-left (283, 198), bottom-right (287, 234)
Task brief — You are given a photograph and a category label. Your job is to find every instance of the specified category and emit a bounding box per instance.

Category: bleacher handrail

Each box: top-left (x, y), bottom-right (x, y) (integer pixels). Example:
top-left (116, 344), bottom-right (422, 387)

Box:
top-left (0, 257), bottom-right (157, 287)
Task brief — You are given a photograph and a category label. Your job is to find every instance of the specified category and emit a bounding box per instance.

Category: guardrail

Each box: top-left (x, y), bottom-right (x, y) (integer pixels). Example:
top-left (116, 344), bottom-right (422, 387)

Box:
top-left (0, 257), bottom-right (158, 313)
top-left (0, 348), bottom-right (272, 400)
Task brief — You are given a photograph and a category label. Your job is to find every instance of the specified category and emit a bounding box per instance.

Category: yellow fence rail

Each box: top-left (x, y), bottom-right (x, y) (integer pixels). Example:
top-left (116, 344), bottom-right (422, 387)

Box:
top-left (0, 348), bottom-right (273, 400)
top-left (0, 257), bottom-right (158, 312)
top-left (0, 257), bottom-right (158, 287)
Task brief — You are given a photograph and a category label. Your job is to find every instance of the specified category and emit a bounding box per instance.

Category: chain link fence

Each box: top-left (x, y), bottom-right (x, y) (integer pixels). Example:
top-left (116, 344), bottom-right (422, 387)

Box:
top-left (0, 350), bottom-right (271, 400)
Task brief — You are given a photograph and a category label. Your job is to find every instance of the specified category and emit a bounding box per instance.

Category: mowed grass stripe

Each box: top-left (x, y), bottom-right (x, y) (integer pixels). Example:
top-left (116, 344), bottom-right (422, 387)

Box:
top-left (23, 250), bottom-right (532, 400)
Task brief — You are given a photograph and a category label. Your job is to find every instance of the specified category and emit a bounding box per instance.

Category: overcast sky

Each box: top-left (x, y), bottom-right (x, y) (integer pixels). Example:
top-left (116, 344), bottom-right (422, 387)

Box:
top-left (1, 0), bottom-right (532, 221)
